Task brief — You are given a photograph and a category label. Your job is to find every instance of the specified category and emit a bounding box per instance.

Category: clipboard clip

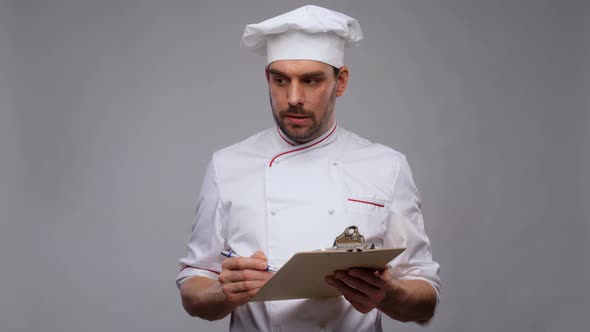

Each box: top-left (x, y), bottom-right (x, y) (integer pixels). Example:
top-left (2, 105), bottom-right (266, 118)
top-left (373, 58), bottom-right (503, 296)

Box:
top-left (332, 225), bottom-right (375, 252)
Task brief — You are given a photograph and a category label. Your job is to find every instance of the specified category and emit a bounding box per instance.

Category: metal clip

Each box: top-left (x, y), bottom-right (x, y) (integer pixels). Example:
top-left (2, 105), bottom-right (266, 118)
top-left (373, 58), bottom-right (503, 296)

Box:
top-left (333, 225), bottom-right (369, 251)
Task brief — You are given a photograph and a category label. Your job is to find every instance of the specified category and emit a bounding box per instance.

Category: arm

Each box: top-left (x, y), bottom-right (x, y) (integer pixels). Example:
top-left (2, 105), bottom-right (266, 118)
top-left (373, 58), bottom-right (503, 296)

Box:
top-left (379, 278), bottom-right (437, 323)
top-left (179, 251), bottom-right (273, 321)
top-left (326, 268), bottom-right (437, 323)
top-left (180, 276), bottom-right (235, 321)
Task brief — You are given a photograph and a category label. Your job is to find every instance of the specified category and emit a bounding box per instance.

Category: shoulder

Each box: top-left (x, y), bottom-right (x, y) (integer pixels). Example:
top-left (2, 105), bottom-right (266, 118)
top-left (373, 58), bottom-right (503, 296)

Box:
top-left (338, 127), bottom-right (406, 166)
top-left (336, 128), bottom-right (412, 199)
top-left (212, 128), bottom-right (273, 160)
top-left (208, 128), bottom-right (275, 177)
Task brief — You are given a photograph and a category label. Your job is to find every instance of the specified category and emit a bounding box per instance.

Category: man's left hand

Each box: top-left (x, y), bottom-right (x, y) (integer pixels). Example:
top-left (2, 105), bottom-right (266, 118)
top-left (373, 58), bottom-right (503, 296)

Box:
top-left (325, 268), bottom-right (398, 314)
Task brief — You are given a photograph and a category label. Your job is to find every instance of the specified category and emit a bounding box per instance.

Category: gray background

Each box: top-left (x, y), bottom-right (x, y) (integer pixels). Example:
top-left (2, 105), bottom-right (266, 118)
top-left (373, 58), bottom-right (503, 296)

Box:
top-left (1, 0), bottom-right (588, 331)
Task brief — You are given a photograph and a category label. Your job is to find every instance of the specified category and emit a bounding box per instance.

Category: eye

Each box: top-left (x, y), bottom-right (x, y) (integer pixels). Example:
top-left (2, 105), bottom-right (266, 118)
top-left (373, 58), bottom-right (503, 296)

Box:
top-left (304, 78), bottom-right (322, 85)
top-left (273, 77), bottom-right (288, 85)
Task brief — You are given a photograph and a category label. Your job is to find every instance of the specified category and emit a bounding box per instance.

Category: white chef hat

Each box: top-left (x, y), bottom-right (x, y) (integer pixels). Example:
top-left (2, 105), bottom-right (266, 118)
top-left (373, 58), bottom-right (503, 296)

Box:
top-left (241, 5), bottom-right (363, 68)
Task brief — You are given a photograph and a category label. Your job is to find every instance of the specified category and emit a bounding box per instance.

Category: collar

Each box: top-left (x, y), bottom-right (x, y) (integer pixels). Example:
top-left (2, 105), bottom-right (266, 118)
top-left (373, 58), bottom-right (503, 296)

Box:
top-left (276, 126), bottom-right (298, 147)
top-left (269, 122), bottom-right (339, 167)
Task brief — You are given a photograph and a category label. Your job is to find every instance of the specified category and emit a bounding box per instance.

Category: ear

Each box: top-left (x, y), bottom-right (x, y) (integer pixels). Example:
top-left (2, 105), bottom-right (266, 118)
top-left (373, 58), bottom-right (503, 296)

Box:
top-left (335, 66), bottom-right (349, 97)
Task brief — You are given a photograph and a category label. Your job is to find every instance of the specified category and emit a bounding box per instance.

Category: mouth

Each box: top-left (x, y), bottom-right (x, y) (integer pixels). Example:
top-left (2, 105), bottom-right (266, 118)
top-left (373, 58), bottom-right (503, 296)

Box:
top-left (284, 114), bottom-right (310, 125)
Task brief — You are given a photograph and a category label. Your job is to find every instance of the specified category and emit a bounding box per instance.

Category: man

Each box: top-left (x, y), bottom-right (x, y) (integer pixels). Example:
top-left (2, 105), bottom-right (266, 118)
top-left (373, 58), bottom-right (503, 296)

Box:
top-left (177, 5), bottom-right (441, 331)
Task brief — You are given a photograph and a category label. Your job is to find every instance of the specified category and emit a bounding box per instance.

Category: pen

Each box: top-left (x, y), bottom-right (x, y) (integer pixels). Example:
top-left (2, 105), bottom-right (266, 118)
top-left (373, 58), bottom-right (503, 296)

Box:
top-left (220, 250), bottom-right (278, 272)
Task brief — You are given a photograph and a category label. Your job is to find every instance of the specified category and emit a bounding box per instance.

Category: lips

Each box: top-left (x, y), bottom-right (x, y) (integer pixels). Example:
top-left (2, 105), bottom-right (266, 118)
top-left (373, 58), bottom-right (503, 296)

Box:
top-left (284, 114), bottom-right (310, 125)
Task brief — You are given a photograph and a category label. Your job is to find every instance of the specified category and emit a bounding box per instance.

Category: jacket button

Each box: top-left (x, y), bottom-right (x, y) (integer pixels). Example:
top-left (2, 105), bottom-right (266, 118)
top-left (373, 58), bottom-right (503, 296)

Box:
top-left (328, 209), bottom-right (334, 215)
top-left (271, 209), bottom-right (278, 216)
top-left (331, 161), bottom-right (338, 166)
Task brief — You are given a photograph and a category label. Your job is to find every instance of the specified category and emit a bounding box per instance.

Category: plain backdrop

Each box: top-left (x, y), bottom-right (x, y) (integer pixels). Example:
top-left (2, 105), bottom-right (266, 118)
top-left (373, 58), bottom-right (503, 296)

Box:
top-left (1, 1), bottom-right (588, 331)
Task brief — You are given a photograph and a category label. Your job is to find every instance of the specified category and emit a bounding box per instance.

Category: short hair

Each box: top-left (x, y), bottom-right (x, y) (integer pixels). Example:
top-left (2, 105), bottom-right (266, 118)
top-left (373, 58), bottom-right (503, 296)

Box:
top-left (332, 66), bottom-right (340, 78)
top-left (267, 63), bottom-right (341, 78)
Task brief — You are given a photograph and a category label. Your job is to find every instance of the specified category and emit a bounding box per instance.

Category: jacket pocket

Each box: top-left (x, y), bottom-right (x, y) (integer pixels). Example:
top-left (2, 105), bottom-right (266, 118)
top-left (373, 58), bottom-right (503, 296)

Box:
top-left (345, 196), bottom-right (389, 216)
top-left (344, 196), bottom-right (390, 248)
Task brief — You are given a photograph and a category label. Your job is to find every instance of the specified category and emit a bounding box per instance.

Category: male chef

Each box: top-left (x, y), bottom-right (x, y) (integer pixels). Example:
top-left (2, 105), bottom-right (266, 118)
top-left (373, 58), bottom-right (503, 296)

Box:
top-left (177, 5), bottom-right (441, 332)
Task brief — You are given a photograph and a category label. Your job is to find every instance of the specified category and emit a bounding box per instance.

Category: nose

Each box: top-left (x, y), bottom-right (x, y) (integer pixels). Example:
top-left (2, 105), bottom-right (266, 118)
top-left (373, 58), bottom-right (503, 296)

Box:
top-left (287, 82), bottom-right (304, 107)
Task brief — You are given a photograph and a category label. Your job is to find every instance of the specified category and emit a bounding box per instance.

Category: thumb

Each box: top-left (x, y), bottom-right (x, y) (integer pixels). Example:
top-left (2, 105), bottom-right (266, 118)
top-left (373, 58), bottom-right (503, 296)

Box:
top-left (250, 250), bottom-right (268, 262)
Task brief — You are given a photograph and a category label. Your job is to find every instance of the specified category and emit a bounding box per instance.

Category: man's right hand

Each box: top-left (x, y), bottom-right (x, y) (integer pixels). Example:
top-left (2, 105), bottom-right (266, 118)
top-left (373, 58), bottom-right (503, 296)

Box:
top-left (218, 250), bottom-right (273, 306)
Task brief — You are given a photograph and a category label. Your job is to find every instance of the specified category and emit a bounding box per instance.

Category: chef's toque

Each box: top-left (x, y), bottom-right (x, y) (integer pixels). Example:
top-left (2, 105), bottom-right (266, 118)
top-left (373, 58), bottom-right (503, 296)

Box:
top-left (241, 5), bottom-right (363, 68)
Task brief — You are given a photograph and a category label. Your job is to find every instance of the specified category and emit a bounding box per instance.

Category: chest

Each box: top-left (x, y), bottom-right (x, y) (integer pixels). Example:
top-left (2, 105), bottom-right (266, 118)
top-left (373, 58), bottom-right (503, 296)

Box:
top-left (221, 150), bottom-right (395, 269)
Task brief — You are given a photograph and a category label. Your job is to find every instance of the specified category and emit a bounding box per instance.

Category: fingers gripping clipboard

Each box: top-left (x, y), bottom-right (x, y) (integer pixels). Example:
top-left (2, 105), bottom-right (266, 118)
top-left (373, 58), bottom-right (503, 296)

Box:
top-left (249, 226), bottom-right (405, 302)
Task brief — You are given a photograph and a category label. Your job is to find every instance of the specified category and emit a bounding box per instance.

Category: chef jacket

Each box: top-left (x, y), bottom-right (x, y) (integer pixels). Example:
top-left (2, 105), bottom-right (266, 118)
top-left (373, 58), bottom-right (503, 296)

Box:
top-left (177, 123), bottom-right (441, 332)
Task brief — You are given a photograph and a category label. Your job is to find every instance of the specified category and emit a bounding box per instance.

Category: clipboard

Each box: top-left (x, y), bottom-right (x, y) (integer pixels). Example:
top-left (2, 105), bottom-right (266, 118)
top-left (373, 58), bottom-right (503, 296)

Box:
top-left (249, 247), bottom-right (405, 302)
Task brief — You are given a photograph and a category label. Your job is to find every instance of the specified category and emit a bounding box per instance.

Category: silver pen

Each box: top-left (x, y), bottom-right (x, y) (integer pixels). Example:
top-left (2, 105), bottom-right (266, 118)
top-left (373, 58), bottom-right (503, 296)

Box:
top-left (220, 250), bottom-right (279, 272)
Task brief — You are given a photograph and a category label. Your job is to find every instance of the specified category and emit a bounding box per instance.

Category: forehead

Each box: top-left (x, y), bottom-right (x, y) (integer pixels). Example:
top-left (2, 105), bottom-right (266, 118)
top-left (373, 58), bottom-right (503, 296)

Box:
top-left (268, 59), bottom-right (333, 76)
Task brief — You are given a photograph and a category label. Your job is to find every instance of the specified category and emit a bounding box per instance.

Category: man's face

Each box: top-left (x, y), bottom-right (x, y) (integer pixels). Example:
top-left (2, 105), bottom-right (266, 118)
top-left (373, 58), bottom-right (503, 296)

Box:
top-left (266, 60), bottom-right (348, 144)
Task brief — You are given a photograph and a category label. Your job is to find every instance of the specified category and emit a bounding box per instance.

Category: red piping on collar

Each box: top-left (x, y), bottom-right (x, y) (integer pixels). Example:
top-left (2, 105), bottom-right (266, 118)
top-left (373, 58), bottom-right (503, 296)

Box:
top-left (277, 126), bottom-right (296, 146)
top-left (269, 124), bottom-right (338, 167)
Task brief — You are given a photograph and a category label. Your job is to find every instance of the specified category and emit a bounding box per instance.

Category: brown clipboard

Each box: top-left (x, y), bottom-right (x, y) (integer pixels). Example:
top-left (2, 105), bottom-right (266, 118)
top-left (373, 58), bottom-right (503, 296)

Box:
top-left (249, 247), bottom-right (405, 302)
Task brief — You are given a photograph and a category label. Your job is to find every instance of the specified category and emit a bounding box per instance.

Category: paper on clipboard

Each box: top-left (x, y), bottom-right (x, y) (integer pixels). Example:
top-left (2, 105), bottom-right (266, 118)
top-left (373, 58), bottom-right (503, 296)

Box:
top-left (249, 247), bottom-right (405, 302)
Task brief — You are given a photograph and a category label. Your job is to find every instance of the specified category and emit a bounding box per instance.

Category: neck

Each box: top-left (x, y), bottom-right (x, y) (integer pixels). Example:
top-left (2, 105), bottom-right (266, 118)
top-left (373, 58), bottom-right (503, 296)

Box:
top-left (278, 121), bottom-right (338, 146)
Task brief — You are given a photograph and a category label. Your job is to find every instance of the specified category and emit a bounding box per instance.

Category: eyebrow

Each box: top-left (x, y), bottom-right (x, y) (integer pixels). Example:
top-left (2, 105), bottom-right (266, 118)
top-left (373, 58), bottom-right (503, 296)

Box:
top-left (268, 68), bottom-right (327, 80)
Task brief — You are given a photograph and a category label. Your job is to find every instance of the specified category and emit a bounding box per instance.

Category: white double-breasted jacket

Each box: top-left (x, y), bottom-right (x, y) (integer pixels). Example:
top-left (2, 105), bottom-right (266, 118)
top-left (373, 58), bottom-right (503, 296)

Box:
top-left (177, 123), bottom-right (441, 332)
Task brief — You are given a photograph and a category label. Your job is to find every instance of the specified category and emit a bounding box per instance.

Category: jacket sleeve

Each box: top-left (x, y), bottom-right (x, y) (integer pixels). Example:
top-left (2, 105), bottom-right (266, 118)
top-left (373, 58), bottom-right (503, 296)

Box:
top-left (176, 155), bottom-right (227, 288)
top-left (387, 155), bottom-right (441, 301)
